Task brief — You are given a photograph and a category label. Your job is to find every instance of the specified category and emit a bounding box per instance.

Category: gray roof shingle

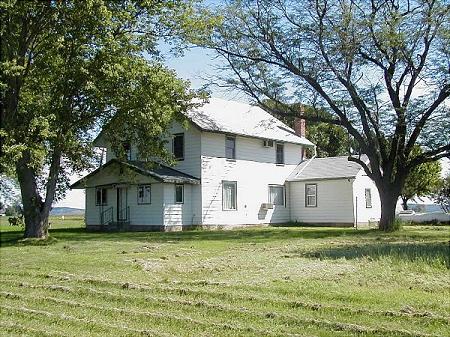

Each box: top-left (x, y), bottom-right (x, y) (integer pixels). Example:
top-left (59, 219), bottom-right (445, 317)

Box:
top-left (71, 159), bottom-right (200, 188)
top-left (185, 98), bottom-right (314, 146)
top-left (288, 156), bottom-right (366, 181)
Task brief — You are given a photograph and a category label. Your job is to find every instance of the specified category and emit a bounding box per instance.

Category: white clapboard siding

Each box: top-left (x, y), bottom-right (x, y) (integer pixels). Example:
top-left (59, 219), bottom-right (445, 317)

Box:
top-left (201, 132), bottom-right (303, 165)
top-left (162, 183), bottom-right (195, 226)
top-left (200, 132), bottom-right (303, 225)
top-left (352, 171), bottom-right (381, 224)
top-left (128, 183), bottom-right (164, 225)
top-left (290, 179), bottom-right (355, 224)
top-left (165, 122), bottom-right (202, 178)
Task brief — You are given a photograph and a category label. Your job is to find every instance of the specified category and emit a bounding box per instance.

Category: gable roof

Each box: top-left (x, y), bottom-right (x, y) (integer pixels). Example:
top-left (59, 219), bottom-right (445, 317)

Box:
top-left (93, 98), bottom-right (315, 147)
top-left (70, 159), bottom-right (200, 189)
top-left (287, 156), bottom-right (367, 181)
top-left (185, 98), bottom-right (314, 146)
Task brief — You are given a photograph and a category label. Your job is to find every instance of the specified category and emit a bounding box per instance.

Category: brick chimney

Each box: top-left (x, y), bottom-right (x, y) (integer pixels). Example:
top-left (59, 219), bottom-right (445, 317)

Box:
top-left (294, 105), bottom-right (306, 137)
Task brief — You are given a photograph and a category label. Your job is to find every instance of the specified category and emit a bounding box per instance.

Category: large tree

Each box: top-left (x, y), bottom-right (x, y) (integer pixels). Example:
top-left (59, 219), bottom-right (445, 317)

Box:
top-left (204, 0), bottom-right (450, 231)
top-left (1, 0), bottom-right (210, 238)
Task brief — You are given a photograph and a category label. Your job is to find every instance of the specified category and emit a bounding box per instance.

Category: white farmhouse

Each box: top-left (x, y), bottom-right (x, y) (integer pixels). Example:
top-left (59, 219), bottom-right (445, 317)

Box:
top-left (71, 98), bottom-right (381, 230)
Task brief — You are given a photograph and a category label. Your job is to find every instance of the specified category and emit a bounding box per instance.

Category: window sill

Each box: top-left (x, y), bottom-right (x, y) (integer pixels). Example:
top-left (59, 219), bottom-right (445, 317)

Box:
top-left (226, 158), bottom-right (236, 162)
top-left (276, 163), bottom-right (285, 166)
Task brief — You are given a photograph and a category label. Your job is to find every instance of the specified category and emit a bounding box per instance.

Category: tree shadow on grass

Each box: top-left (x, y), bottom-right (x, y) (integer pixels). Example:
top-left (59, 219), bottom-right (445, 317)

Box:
top-left (0, 226), bottom-right (376, 247)
top-left (302, 242), bottom-right (450, 266)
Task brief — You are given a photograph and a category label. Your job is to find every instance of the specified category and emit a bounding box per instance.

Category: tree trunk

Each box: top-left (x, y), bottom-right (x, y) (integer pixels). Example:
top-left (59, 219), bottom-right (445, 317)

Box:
top-left (379, 185), bottom-right (400, 232)
top-left (401, 197), bottom-right (409, 210)
top-left (16, 152), bottom-right (49, 239)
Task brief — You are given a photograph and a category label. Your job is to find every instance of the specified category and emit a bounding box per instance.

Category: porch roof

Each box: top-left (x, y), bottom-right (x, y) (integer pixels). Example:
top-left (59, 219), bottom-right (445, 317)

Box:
top-left (70, 159), bottom-right (200, 189)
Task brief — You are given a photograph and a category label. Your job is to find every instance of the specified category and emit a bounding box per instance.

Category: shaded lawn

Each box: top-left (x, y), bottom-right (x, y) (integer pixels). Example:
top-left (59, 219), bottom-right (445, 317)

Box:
top-left (0, 219), bottom-right (449, 337)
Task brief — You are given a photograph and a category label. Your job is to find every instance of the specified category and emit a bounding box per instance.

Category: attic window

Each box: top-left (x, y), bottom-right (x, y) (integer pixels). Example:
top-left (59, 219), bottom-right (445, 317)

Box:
top-left (173, 133), bottom-right (184, 160)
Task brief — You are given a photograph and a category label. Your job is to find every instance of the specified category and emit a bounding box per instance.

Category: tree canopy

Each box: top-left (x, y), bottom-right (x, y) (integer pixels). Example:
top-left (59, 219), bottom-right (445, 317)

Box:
top-left (204, 0), bottom-right (450, 230)
top-left (400, 147), bottom-right (442, 210)
top-left (1, 0), bottom-right (212, 238)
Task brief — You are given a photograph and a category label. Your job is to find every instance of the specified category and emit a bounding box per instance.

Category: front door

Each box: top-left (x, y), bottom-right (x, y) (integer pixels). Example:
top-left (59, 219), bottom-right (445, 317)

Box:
top-left (116, 187), bottom-right (128, 221)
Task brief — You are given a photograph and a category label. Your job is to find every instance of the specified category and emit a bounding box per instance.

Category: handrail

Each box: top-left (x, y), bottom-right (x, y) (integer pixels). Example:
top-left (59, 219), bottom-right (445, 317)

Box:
top-left (100, 207), bottom-right (113, 226)
top-left (118, 206), bottom-right (130, 222)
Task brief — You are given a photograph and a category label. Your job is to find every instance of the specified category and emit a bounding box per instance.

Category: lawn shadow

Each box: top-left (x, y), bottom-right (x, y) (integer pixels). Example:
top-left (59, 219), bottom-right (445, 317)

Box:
top-left (1, 226), bottom-right (376, 247)
top-left (302, 242), bottom-right (450, 266)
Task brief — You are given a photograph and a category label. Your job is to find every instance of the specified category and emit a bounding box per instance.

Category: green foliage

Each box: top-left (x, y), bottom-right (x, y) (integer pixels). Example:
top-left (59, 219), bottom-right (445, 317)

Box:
top-left (400, 147), bottom-right (442, 209)
top-left (1, 0), bottom-right (212, 237)
top-left (435, 173), bottom-right (450, 212)
top-left (203, 0), bottom-right (450, 231)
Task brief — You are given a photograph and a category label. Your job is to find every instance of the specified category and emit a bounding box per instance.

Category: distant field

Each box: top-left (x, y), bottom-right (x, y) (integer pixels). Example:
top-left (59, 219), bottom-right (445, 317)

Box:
top-left (0, 219), bottom-right (449, 337)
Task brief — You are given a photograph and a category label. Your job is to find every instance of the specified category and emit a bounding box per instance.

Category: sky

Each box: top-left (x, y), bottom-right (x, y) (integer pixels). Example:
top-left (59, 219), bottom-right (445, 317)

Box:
top-left (55, 46), bottom-right (450, 209)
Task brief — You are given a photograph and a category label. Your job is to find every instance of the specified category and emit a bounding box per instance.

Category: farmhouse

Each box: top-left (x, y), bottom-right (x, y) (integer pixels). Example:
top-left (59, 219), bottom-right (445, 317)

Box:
top-left (71, 98), bottom-right (381, 230)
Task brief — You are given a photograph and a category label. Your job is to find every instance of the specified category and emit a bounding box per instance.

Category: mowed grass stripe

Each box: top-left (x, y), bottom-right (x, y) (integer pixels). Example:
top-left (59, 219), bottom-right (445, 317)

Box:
top-left (1, 288), bottom-right (445, 337)
top-left (0, 298), bottom-right (308, 337)
top-left (1, 274), bottom-right (448, 328)
top-left (2, 278), bottom-right (448, 332)
top-left (0, 320), bottom-right (71, 337)
top-left (6, 267), bottom-right (448, 312)
top-left (0, 304), bottom-right (185, 337)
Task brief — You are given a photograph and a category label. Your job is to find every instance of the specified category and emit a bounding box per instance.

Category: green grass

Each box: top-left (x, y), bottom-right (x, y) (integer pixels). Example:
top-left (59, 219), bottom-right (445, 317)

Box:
top-left (1, 217), bottom-right (449, 337)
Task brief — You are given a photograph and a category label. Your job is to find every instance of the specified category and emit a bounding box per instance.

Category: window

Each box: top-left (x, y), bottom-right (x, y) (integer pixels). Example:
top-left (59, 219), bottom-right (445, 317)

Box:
top-left (96, 188), bottom-right (107, 206)
top-left (305, 184), bottom-right (317, 207)
top-left (173, 133), bottom-right (184, 160)
top-left (225, 136), bottom-right (236, 159)
top-left (137, 185), bottom-right (151, 204)
top-left (269, 185), bottom-right (285, 206)
top-left (175, 184), bottom-right (184, 204)
top-left (365, 188), bottom-right (372, 208)
top-left (276, 143), bottom-right (284, 164)
top-left (222, 181), bottom-right (237, 210)
top-left (123, 142), bottom-right (131, 160)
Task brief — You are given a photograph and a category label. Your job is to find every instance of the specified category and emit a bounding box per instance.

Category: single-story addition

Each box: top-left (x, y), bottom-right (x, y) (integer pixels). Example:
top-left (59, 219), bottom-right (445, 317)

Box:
top-left (288, 156), bottom-right (381, 227)
top-left (71, 98), bottom-right (381, 230)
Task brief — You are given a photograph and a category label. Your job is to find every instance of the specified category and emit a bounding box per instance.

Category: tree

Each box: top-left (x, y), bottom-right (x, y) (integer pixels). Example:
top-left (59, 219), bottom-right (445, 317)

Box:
top-left (1, 0), bottom-right (211, 238)
top-left (435, 174), bottom-right (450, 212)
top-left (400, 147), bottom-right (442, 210)
top-left (204, 0), bottom-right (450, 231)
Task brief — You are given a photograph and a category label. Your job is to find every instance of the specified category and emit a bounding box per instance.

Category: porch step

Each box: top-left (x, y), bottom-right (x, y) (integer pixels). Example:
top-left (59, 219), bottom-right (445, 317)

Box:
top-left (101, 221), bottom-right (130, 231)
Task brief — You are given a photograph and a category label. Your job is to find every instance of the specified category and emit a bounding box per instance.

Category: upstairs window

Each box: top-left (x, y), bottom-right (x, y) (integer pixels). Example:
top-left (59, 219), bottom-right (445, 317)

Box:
top-left (305, 184), bottom-right (317, 207)
top-left (96, 188), bottom-right (107, 206)
top-left (123, 142), bottom-right (131, 160)
top-left (269, 185), bottom-right (285, 206)
top-left (222, 181), bottom-right (237, 210)
top-left (225, 136), bottom-right (236, 159)
top-left (365, 188), bottom-right (372, 208)
top-left (175, 184), bottom-right (184, 203)
top-left (276, 143), bottom-right (284, 164)
top-left (173, 133), bottom-right (184, 160)
top-left (137, 185), bottom-right (151, 204)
